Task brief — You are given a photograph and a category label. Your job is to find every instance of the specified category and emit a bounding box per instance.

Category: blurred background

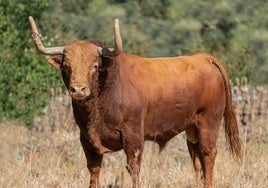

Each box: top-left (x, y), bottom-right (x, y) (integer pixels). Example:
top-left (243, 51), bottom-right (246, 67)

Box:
top-left (0, 0), bottom-right (267, 126)
top-left (0, 1), bottom-right (268, 187)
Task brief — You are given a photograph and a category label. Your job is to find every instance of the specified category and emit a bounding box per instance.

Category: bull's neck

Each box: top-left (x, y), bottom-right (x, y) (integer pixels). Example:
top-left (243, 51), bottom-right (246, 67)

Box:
top-left (99, 59), bottom-right (120, 98)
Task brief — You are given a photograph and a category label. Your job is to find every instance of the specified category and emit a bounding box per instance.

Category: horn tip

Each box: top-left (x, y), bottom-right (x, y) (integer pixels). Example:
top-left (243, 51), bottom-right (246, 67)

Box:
top-left (114, 18), bottom-right (119, 25)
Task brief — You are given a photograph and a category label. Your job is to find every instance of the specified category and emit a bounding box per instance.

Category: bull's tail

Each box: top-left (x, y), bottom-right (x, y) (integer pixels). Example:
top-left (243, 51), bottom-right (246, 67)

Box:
top-left (210, 56), bottom-right (242, 160)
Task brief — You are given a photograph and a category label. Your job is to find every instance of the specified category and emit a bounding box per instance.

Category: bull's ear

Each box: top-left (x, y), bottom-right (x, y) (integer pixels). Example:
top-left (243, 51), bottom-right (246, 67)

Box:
top-left (48, 55), bottom-right (63, 69)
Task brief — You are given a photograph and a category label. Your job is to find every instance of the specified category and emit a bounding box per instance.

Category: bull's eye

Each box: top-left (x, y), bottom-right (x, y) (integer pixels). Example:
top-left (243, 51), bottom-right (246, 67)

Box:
top-left (90, 62), bottom-right (99, 74)
top-left (61, 61), bottom-right (67, 69)
top-left (62, 61), bottom-right (66, 67)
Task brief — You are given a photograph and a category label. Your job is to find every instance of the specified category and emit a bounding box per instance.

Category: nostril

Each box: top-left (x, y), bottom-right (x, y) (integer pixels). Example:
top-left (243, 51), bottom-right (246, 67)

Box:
top-left (70, 87), bottom-right (75, 93)
top-left (70, 86), bottom-right (76, 93)
top-left (81, 86), bottom-right (86, 92)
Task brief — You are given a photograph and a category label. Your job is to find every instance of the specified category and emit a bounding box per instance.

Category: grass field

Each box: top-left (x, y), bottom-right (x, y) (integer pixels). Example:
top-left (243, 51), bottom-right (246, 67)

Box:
top-left (0, 117), bottom-right (267, 188)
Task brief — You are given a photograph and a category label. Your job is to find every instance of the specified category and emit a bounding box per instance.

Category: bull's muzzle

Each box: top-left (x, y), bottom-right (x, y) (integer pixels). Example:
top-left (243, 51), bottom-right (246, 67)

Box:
top-left (69, 84), bottom-right (90, 100)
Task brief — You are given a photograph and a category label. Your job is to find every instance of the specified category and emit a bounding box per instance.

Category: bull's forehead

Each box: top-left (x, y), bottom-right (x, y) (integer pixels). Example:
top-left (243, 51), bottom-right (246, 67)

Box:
top-left (64, 41), bottom-right (99, 67)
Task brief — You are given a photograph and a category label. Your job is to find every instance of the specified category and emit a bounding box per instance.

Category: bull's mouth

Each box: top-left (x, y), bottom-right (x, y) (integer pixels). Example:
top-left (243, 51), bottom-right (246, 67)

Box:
top-left (71, 95), bottom-right (93, 104)
top-left (70, 93), bottom-right (91, 101)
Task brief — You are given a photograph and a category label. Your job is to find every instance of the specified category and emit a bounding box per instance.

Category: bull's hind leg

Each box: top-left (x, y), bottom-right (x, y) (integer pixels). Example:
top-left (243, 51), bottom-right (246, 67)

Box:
top-left (186, 125), bottom-right (203, 185)
top-left (196, 116), bottom-right (221, 188)
top-left (186, 139), bottom-right (203, 185)
top-left (80, 134), bottom-right (103, 188)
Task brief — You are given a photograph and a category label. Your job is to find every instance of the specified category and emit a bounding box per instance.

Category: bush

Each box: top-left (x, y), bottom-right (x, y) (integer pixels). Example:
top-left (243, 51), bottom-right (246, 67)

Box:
top-left (0, 0), bottom-right (65, 126)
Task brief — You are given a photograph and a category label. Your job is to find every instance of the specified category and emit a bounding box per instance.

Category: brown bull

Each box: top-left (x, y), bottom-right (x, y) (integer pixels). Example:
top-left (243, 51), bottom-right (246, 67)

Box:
top-left (29, 16), bottom-right (241, 188)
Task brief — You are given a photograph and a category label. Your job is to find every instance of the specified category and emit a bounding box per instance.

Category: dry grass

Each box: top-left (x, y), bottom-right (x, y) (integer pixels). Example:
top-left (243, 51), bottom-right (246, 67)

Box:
top-left (0, 118), bottom-right (268, 188)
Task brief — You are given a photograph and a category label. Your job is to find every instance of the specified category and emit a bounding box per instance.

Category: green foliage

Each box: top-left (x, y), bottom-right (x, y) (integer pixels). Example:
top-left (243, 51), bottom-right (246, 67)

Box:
top-left (0, 0), bottom-right (267, 126)
top-left (0, 0), bottom-right (64, 126)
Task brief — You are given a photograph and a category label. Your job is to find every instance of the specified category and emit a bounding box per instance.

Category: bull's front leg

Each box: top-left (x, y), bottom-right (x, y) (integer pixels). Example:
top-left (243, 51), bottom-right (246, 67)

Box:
top-left (122, 123), bottom-right (144, 188)
top-left (80, 134), bottom-right (103, 188)
top-left (125, 142), bottom-right (144, 188)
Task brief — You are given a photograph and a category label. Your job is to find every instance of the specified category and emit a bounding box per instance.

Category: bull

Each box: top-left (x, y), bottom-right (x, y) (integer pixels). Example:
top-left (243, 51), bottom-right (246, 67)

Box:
top-left (29, 16), bottom-right (241, 188)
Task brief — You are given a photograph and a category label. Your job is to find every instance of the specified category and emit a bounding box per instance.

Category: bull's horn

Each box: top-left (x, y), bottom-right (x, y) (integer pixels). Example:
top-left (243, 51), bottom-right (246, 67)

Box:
top-left (29, 16), bottom-right (65, 55)
top-left (98, 19), bottom-right (122, 57)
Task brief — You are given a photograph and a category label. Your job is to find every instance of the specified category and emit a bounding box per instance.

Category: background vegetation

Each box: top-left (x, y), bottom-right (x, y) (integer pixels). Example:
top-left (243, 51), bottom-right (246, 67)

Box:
top-left (0, 0), bottom-right (268, 126)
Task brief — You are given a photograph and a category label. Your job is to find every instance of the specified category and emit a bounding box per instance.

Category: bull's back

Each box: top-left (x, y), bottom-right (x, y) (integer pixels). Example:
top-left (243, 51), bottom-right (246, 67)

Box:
top-left (119, 52), bottom-right (222, 102)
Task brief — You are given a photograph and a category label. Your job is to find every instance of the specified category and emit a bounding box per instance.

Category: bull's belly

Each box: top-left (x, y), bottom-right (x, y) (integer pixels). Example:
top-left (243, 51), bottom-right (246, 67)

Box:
top-left (144, 115), bottom-right (194, 147)
top-left (145, 123), bottom-right (185, 143)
